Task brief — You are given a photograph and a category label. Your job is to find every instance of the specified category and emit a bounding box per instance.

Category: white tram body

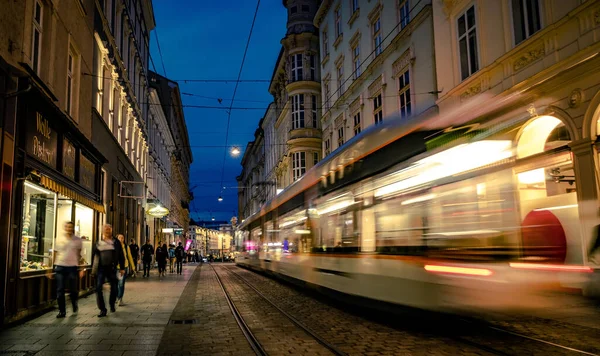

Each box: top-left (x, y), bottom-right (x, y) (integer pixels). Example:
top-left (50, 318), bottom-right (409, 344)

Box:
top-left (236, 110), bottom-right (594, 313)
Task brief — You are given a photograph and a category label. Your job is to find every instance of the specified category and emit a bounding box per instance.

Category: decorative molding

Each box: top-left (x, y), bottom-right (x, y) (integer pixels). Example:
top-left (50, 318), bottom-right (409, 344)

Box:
top-left (367, 1), bottom-right (383, 23)
top-left (568, 89), bottom-right (583, 109)
top-left (333, 34), bottom-right (343, 49)
top-left (441, 0), bottom-right (459, 17)
top-left (348, 9), bottom-right (360, 27)
top-left (335, 114), bottom-right (345, 128)
top-left (368, 75), bottom-right (384, 97)
top-left (460, 83), bottom-right (481, 101)
top-left (349, 30), bottom-right (361, 48)
top-left (334, 54), bottom-right (345, 67)
top-left (350, 97), bottom-right (360, 113)
top-left (513, 44), bottom-right (545, 72)
top-left (392, 48), bottom-right (414, 78)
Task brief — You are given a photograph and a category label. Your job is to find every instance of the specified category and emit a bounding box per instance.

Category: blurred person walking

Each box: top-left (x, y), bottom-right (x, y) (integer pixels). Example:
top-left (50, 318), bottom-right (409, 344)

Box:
top-left (116, 234), bottom-right (135, 306)
top-left (52, 221), bottom-right (82, 318)
top-left (156, 243), bottom-right (168, 277)
top-left (141, 238), bottom-right (154, 277)
top-left (175, 242), bottom-right (185, 275)
top-left (91, 224), bottom-right (125, 317)
top-left (168, 244), bottom-right (176, 273)
top-left (129, 239), bottom-right (140, 277)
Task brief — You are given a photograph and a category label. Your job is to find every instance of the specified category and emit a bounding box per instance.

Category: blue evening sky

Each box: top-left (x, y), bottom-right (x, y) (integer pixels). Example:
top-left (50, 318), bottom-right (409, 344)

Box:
top-left (149, 1), bottom-right (287, 223)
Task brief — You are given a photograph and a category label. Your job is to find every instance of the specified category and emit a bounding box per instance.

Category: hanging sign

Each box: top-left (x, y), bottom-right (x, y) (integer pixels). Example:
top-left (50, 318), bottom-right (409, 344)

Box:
top-left (26, 112), bottom-right (57, 169)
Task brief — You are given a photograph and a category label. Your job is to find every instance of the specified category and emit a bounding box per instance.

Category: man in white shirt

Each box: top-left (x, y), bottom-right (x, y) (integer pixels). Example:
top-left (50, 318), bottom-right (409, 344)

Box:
top-left (54, 221), bottom-right (82, 318)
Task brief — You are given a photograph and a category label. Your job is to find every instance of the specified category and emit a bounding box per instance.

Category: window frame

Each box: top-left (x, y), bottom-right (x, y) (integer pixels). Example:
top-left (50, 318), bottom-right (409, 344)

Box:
top-left (397, 67), bottom-right (411, 119)
top-left (313, 152), bottom-right (319, 166)
top-left (399, 0), bottom-right (410, 29)
top-left (292, 152), bottom-right (306, 181)
top-left (456, 4), bottom-right (480, 81)
top-left (352, 0), bottom-right (359, 13)
top-left (322, 29), bottom-right (329, 56)
top-left (338, 125), bottom-right (345, 147)
top-left (290, 53), bottom-right (303, 82)
top-left (66, 49), bottom-right (75, 117)
top-left (324, 80), bottom-right (331, 112)
top-left (352, 43), bottom-right (361, 79)
top-left (510, 0), bottom-right (542, 46)
top-left (373, 92), bottom-right (383, 125)
top-left (372, 17), bottom-right (383, 57)
top-left (335, 7), bottom-right (343, 38)
top-left (325, 138), bottom-right (331, 156)
top-left (311, 94), bottom-right (318, 128)
top-left (310, 54), bottom-right (316, 80)
top-left (292, 94), bottom-right (305, 129)
top-left (337, 64), bottom-right (344, 95)
top-left (353, 111), bottom-right (361, 135)
top-left (32, 0), bottom-right (43, 74)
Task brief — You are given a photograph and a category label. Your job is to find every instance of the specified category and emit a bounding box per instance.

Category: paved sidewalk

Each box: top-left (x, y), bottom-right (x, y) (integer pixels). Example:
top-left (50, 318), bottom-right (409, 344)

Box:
top-left (0, 264), bottom-right (198, 356)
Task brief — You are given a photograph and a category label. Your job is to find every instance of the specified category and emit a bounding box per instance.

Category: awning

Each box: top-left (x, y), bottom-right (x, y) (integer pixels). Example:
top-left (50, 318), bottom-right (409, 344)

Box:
top-left (40, 176), bottom-right (105, 213)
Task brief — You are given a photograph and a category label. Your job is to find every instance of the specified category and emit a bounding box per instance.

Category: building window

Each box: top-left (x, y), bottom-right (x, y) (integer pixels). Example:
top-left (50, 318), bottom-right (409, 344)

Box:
top-left (338, 126), bottom-right (345, 147)
top-left (337, 64), bottom-right (344, 95)
top-left (373, 93), bottom-right (383, 124)
top-left (311, 95), bottom-right (318, 128)
top-left (291, 6), bottom-right (297, 14)
top-left (512, 0), bottom-right (541, 45)
top-left (335, 7), bottom-right (342, 38)
top-left (66, 50), bottom-right (74, 117)
top-left (325, 138), bottom-right (331, 156)
top-left (373, 17), bottom-right (382, 56)
top-left (292, 94), bottom-right (305, 129)
top-left (32, 0), bottom-right (43, 74)
top-left (398, 69), bottom-right (411, 119)
top-left (291, 53), bottom-right (303, 82)
top-left (313, 152), bottom-right (319, 165)
top-left (310, 54), bottom-right (316, 80)
top-left (352, 44), bottom-right (361, 79)
top-left (324, 80), bottom-right (331, 112)
top-left (302, 4), bottom-right (309, 12)
top-left (323, 30), bottom-right (329, 56)
top-left (352, 0), bottom-right (359, 13)
top-left (353, 112), bottom-right (361, 135)
top-left (97, 65), bottom-right (105, 116)
top-left (399, 0), bottom-right (410, 29)
top-left (292, 152), bottom-right (306, 181)
top-left (458, 6), bottom-right (479, 80)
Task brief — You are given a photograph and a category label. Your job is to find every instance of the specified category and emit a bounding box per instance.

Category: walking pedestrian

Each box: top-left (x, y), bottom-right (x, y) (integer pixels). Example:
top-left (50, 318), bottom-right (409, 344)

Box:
top-left (175, 242), bottom-right (185, 275)
top-left (140, 238), bottom-right (154, 277)
top-left (129, 239), bottom-right (139, 277)
top-left (91, 224), bottom-right (125, 317)
top-left (168, 244), bottom-right (176, 273)
top-left (155, 243), bottom-right (167, 277)
top-left (52, 221), bottom-right (82, 318)
top-left (116, 234), bottom-right (135, 306)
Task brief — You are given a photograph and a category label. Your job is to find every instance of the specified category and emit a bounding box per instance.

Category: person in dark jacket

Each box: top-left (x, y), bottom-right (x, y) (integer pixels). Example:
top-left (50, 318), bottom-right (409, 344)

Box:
top-left (129, 239), bottom-right (140, 277)
top-left (175, 242), bottom-right (185, 275)
top-left (91, 224), bottom-right (125, 317)
top-left (156, 243), bottom-right (168, 277)
top-left (140, 239), bottom-right (154, 277)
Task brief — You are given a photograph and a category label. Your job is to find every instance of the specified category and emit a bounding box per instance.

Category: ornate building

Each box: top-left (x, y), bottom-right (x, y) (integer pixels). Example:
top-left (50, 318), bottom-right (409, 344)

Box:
top-left (314, 0), bottom-right (437, 158)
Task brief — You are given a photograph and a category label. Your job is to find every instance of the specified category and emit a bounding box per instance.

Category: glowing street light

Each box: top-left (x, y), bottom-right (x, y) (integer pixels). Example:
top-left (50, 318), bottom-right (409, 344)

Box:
top-left (211, 217), bottom-right (215, 221)
top-left (230, 146), bottom-right (241, 156)
top-left (218, 196), bottom-right (223, 202)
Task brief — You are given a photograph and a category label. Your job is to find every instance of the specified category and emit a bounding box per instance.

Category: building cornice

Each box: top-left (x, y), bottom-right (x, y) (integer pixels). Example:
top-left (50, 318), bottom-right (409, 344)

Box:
top-left (314, 0), bottom-right (334, 28)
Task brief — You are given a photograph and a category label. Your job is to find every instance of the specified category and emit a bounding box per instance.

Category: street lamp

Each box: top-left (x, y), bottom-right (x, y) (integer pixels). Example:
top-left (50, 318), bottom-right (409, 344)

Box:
top-left (230, 146), bottom-right (241, 156)
top-left (218, 196), bottom-right (223, 202)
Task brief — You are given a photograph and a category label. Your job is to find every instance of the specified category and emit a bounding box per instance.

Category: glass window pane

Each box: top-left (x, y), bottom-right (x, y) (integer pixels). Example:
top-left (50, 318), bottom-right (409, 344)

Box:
top-left (468, 31), bottom-right (479, 74)
top-left (459, 38), bottom-right (469, 80)
top-left (512, 0), bottom-right (526, 44)
top-left (75, 203), bottom-right (94, 265)
top-left (21, 182), bottom-right (56, 272)
top-left (458, 14), bottom-right (466, 37)
top-left (467, 6), bottom-right (475, 29)
top-left (527, 0), bottom-right (541, 36)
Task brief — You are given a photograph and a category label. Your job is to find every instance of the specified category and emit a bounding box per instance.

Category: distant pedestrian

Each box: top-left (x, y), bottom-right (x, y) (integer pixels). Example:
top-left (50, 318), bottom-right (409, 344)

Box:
top-left (141, 238), bottom-right (154, 277)
top-left (116, 234), bottom-right (135, 306)
top-left (156, 243), bottom-right (168, 277)
top-left (91, 224), bottom-right (125, 317)
top-left (168, 244), bottom-right (176, 273)
top-left (52, 221), bottom-right (82, 318)
top-left (129, 239), bottom-right (139, 277)
top-left (175, 242), bottom-right (185, 274)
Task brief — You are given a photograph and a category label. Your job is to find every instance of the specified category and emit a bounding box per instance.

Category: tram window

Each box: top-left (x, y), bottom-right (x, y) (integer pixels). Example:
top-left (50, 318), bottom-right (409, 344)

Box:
top-left (375, 198), bottom-right (426, 255)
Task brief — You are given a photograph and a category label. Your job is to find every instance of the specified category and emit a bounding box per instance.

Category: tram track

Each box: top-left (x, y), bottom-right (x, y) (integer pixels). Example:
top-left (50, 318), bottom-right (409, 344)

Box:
top-left (233, 264), bottom-right (599, 356)
top-left (211, 263), bottom-right (346, 356)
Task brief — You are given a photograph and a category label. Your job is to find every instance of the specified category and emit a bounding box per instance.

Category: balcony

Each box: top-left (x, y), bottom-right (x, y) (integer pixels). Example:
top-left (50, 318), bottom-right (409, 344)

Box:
top-left (287, 128), bottom-right (322, 148)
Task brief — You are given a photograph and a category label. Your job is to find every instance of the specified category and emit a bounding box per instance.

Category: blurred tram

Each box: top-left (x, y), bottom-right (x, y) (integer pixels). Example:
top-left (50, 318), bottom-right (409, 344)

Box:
top-left (236, 110), bottom-right (594, 313)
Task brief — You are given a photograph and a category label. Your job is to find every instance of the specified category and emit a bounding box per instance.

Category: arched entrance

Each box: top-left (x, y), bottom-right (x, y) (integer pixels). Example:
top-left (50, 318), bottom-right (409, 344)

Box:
top-left (515, 115), bottom-right (577, 263)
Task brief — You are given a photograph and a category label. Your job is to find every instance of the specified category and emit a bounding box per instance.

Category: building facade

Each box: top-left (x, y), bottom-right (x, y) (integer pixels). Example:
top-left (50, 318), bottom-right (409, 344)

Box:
top-left (431, 0), bottom-right (600, 271)
top-left (91, 0), bottom-right (155, 246)
top-left (1, 0), bottom-right (108, 323)
top-left (154, 72), bottom-right (192, 237)
top-left (314, 0), bottom-right (437, 157)
top-left (238, 0), bottom-right (322, 220)
top-left (146, 72), bottom-right (175, 247)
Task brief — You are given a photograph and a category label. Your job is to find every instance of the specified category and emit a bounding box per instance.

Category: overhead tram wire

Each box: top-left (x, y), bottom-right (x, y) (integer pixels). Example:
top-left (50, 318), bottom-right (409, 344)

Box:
top-left (154, 27), bottom-right (168, 77)
top-left (218, 0), bottom-right (262, 201)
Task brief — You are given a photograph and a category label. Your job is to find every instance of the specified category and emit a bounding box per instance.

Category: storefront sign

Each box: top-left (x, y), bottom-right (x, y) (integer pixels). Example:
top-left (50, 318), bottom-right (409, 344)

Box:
top-left (174, 228), bottom-right (184, 235)
top-left (63, 139), bottom-right (76, 180)
top-left (79, 154), bottom-right (95, 192)
top-left (26, 112), bottom-right (57, 169)
top-left (147, 205), bottom-right (169, 218)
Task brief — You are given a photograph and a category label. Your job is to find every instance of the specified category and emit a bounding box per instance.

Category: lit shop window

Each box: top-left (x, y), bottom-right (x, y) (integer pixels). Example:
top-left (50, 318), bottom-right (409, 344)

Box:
top-left (21, 182), bottom-right (56, 272)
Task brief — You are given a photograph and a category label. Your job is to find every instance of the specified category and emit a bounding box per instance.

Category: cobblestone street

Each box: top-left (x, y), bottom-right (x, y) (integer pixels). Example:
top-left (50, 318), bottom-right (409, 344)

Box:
top-left (3, 263), bottom-right (600, 355)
